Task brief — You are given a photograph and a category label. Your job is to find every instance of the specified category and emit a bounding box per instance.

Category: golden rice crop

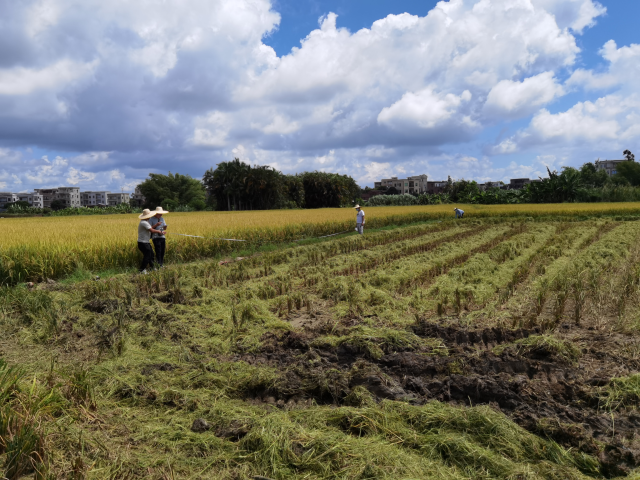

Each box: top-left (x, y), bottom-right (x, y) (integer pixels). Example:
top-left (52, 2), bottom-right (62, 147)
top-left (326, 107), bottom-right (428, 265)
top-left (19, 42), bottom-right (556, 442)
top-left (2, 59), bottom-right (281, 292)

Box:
top-left (1, 203), bottom-right (640, 284)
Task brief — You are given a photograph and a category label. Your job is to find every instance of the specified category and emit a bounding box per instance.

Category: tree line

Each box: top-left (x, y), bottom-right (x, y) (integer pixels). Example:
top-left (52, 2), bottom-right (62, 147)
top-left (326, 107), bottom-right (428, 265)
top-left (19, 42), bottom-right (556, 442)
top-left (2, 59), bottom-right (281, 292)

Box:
top-left (137, 150), bottom-right (639, 210)
top-left (137, 159), bottom-right (361, 211)
top-left (368, 151), bottom-right (640, 206)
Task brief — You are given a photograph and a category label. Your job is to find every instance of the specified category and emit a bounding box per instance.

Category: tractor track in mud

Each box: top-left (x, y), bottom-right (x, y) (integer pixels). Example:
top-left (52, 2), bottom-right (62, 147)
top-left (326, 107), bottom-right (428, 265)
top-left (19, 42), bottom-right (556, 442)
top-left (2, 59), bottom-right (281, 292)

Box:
top-left (223, 319), bottom-right (640, 477)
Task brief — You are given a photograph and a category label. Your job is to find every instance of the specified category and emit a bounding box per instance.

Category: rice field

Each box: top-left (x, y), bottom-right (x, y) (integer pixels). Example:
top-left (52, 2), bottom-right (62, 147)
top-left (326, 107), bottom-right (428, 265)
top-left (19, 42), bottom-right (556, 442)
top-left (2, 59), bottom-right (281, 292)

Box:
top-left (2, 213), bottom-right (640, 478)
top-left (3, 202), bottom-right (640, 285)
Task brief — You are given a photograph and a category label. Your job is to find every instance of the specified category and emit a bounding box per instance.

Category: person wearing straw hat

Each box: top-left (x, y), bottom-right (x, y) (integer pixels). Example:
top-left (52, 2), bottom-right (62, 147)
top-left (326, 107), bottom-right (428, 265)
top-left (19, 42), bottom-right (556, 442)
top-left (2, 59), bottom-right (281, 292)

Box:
top-left (454, 207), bottom-right (464, 219)
top-left (148, 206), bottom-right (169, 267)
top-left (138, 209), bottom-right (165, 273)
top-left (354, 204), bottom-right (365, 235)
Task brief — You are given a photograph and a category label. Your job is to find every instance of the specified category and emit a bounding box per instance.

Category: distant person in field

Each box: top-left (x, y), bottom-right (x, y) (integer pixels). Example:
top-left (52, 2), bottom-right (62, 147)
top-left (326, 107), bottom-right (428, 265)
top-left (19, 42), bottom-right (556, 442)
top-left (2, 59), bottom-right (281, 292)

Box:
top-left (137, 209), bottom-right (165, 273)
top-left (148, 206), bottom-right (169, 267)
top-left (354, 204), bottom-right (365, 235)
top-left (454, 207), bottom-right (464, 218)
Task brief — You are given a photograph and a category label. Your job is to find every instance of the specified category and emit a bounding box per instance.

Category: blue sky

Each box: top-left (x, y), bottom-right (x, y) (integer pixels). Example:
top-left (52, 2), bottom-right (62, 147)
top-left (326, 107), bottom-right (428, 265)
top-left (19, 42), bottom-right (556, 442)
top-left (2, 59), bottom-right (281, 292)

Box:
top-left (0, 0), bottom-right (638, 191)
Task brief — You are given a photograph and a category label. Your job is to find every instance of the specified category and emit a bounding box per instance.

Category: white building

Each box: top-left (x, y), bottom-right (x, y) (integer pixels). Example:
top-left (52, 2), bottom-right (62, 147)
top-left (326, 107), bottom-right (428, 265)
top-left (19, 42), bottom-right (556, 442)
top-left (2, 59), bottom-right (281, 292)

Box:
top-left (595, 159), bottom-right (629, 176)
top-left (107, 193), bottom-right (130, 206)
top-left (0, 192), bottom-right (18, 208)
top-left (81, 191), bottom-right (110, 207)
top-left (17, 193), bottom-right (44, 208)
top-left (34, 187), bottom-right (81, 208)
top-left (374, 174), bottom-right (429, 194)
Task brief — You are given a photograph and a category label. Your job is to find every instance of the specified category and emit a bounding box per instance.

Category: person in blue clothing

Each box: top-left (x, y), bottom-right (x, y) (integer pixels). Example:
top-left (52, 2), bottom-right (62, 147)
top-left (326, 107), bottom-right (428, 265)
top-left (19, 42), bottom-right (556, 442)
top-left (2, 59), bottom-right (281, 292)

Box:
top-left (454, 207), bottom-right (464, 218)
top-left (148, 206), bottom-right (169, 267)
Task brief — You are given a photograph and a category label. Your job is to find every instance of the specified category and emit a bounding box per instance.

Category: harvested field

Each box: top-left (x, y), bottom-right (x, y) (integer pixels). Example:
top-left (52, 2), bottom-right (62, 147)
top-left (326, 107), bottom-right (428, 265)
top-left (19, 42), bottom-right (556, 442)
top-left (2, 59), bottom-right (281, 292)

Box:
top-left (2, 216), bottom-right (640, 478)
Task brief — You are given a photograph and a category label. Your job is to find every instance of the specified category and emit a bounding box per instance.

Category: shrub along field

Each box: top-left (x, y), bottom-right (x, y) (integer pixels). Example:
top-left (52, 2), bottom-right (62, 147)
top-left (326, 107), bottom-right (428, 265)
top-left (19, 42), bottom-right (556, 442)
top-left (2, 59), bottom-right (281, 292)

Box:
top-left (2, 213), bottom-right (640, 478)
top-left (3, 202), bottom-right (640, 285)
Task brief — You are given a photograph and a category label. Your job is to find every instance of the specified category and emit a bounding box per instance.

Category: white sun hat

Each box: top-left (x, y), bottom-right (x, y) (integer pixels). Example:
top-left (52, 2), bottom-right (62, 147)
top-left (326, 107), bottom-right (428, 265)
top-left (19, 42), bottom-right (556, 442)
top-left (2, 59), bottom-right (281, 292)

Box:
top-left (354, 204), bottom-right (361, 209)
top-left (138, 208), bottom-right (155, 220)
top-left (153, 206), bottom-right (169, 214)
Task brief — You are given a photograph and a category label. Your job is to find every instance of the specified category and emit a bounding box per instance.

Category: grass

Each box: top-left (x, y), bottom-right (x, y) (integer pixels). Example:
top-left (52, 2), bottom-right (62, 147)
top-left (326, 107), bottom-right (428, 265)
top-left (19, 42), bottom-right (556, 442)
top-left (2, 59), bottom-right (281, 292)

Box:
top-left (596, 374), bottom-right (640, 412)
top-left (2, 214), bottom-right (640, 477)
top-left (493, 335), bottom-right (582, 364)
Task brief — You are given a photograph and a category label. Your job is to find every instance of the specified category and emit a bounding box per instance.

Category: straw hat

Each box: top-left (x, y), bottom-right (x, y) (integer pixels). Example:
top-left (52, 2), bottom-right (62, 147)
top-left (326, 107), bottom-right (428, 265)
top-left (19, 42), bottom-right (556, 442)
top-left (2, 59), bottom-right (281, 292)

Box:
top-left (354, 204), bottom-right (361, 209)
top-left (153, 206), bottom-right (169, 214)
top-left (138, 209), bottom-right (155, 220)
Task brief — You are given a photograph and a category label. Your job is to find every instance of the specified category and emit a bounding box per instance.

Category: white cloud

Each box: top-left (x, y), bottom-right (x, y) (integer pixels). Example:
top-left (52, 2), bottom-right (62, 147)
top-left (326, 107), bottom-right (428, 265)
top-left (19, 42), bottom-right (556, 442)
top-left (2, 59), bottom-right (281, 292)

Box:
top-left (0, 0), bottom-right (618, 190)
top-left (0, 59), bottom-right (97, 96)
top-left (531, 0), bottom-right (606, 33)
top-left (378, 88), bottom-right (473, 131)
top-left (494, 39), bottom-right (640, 154)
top-left (66, 167), bottom-right (97, 184)
top-left (484, 72), bottom-right (565, 118)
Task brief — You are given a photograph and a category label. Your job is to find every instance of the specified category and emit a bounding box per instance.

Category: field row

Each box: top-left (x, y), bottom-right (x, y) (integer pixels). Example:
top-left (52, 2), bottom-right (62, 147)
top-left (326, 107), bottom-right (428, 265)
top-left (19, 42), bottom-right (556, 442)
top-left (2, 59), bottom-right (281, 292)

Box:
top-left (3, 203), bottom-right (640, 285)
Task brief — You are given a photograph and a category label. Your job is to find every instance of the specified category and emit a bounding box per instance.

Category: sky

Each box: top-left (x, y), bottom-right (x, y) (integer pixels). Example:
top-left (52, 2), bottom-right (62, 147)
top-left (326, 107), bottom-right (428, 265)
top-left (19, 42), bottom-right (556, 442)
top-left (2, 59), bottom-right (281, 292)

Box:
top-left (0, 0), bottom-right (639, 193)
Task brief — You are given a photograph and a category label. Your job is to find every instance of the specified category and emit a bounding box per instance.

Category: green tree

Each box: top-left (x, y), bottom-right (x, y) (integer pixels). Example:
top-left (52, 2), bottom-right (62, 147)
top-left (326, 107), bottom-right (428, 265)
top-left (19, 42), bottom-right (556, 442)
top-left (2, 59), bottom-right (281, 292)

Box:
top-left (50, 199), bottom-right (66, 211)
top-left (203, 159), bottom-right (286, 211)
top-left (301, 172), bottom-right (360, 208)
top-left (614, 161), bottom-right (640, 186)
top-left (579, 162), bottom-right (608, 188)
top-left (137, 172), bottom-right (205, 208)
top-left (623, 149), bottom-right (635, 162)
top-left (282, 175), bottom-right (304, 208)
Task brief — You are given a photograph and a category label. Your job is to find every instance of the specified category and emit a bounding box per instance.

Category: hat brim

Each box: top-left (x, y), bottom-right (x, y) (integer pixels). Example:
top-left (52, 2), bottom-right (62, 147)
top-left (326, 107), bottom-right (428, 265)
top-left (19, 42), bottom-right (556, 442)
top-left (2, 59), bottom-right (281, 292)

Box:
top-left (154, 209), bottom-right (169, 214)
top-left (138, 212), bottom-right (155, 220)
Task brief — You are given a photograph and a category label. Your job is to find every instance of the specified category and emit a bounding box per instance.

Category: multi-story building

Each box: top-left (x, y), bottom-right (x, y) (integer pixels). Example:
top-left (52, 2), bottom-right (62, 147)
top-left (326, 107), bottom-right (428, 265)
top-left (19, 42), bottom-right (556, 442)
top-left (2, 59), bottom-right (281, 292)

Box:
top-left (107, 193), bottom-right (130, 206)
top-left (34, 188), bottom-right (58, 208)
top-left (34, 187), bottom-right (81, 208)
top-left (81, 191), bottom-right (110, 207)
top-left (375, 174), bottom-right (429, 194)
top-left (509, 178), bottom-right (531, 189)
top-left (17, 193), bottom-right (44, 208)
top-left (56, 187), bottom-right (81, 207)
top-left (131, 186), bottom-right (146, 207)
top-left (595, 159), bottom-right (629, 176)
top-left (426, 181), bottom-right (447, 194)
top-left (0, 192), bottom-right (18, 208)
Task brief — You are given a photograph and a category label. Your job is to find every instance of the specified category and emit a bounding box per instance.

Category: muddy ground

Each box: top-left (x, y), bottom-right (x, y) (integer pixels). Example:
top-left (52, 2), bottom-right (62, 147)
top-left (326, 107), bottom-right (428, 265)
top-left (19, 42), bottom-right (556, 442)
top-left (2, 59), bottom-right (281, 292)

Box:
top-left (222, 312), bottom-right (640, 477)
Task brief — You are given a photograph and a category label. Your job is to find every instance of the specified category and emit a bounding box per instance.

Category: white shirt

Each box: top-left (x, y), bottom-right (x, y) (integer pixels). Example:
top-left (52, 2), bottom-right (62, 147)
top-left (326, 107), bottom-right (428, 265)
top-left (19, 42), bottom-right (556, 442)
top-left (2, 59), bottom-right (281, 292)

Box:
top-left (356, 209), bottom-right (365, 224)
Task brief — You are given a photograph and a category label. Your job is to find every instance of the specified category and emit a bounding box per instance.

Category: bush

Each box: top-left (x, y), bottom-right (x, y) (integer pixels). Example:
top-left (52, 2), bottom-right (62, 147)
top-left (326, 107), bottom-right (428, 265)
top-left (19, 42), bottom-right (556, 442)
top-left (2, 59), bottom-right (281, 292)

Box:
top-left (189, 199), bottom-right (207, 211)
top-left (366, 194), bottom-right (418, 206)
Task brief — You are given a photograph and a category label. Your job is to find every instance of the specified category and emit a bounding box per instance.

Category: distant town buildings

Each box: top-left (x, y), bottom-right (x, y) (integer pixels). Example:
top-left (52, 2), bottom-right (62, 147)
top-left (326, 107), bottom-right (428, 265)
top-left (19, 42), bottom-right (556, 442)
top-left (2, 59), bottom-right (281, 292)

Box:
top-left (17, 192), bottom-right (44, 208)
top-left (34, 187), bottom-right (81, 208)
top-left (371, 174), bottom-right (534, 195)
top-left (0, 193), bottom-right (18, 209)
top-left (130, 186), bottom-right (146, 207)
top-left (374, 175), bottom-right (429, 194)
top-left (1, 186), bottom-right (135, 210)
top-left (595, 159), bottom-right (628, 176)
top-left (81, 191), bottom-right (110, 207)
top-left (107, 193), bottom-right (130, 206)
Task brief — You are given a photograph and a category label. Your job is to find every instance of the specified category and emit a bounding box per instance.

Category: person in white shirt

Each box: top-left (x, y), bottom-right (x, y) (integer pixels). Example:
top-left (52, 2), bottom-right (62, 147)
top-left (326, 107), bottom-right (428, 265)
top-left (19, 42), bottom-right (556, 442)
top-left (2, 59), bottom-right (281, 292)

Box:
top-left (137, 209), bottom-right (166, 273)
top-left (354, 204), bottom-right (365, 235)
top-left (454, 207), bottom-right (464, 218)
top-left (148, 206), bottom-right (169, 267)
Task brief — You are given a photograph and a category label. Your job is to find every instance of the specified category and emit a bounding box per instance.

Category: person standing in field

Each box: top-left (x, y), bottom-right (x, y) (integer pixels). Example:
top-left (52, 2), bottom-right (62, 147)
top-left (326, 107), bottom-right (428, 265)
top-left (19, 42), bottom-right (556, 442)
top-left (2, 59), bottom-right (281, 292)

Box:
top-left (354, 204), bottom-right (365, 235)
top-left (148, 206), bottom-right (169, 267)
top-left (138, 209), bottom-right (165, 273)
top-left (454, 207), bottom-right (464, 218)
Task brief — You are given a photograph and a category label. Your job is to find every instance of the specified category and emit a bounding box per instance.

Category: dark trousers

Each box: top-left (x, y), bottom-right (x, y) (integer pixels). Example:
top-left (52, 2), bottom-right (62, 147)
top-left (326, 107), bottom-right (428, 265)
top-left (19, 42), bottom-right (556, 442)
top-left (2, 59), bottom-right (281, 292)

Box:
top-left (152, 237), bottom-right (166, 266)
top-left (137, 242), bottom-right (155, 271)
